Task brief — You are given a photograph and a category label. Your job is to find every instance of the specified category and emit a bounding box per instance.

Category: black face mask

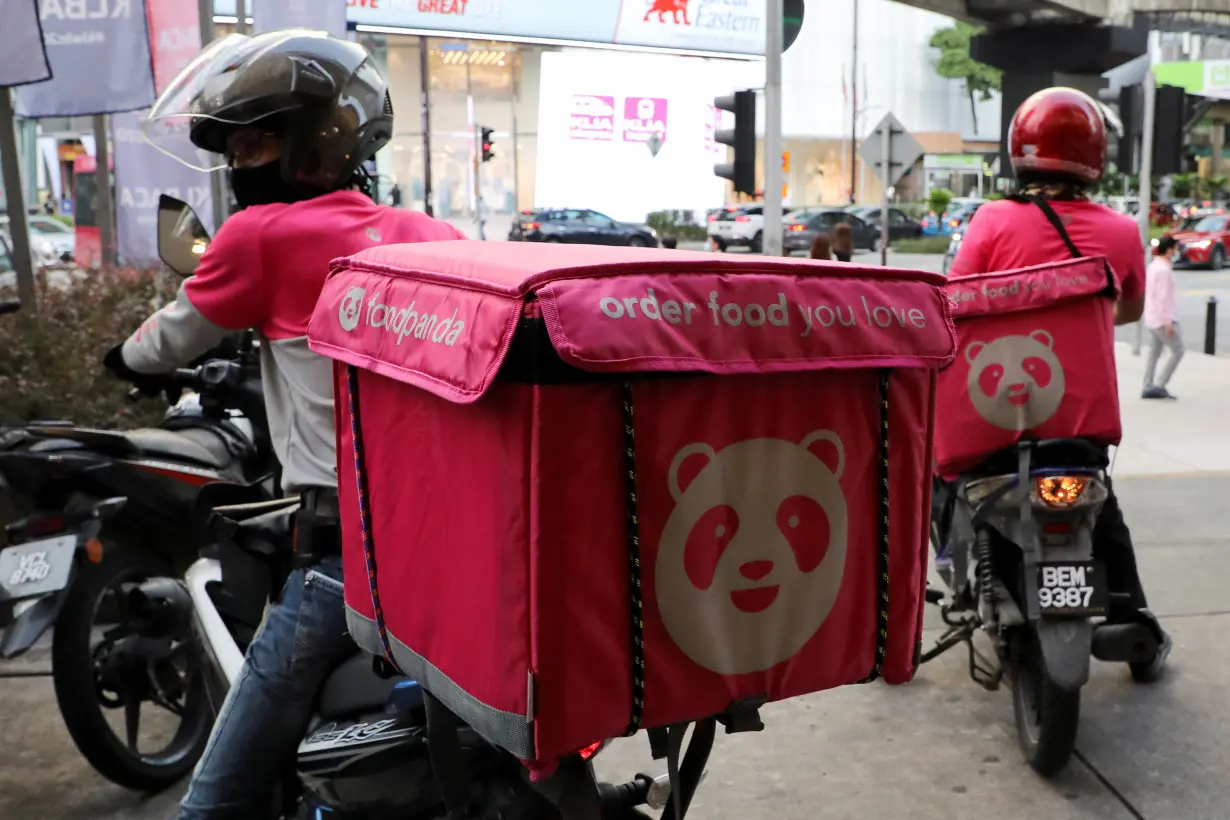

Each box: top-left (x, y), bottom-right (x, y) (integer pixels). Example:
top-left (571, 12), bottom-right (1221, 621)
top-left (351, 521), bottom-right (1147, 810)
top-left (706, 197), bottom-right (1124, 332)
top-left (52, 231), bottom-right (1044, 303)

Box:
top-left (228, 161), bottom-right (316, 209)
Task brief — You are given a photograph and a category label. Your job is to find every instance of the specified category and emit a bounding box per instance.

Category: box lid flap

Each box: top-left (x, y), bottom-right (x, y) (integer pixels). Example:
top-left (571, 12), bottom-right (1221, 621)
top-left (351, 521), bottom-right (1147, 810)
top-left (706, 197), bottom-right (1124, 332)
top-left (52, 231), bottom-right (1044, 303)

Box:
top-left (307, 242), bottom-right (957, 403)
top-left (945, 257), bottom-right (1120, 320)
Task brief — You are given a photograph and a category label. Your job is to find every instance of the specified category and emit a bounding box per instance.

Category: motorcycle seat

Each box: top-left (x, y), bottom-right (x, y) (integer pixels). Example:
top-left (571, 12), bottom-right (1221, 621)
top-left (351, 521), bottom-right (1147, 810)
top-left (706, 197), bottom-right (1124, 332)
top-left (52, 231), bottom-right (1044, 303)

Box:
top-left (967, 438), bottom-right (1109, 478)
top-left (124, 428), bottom-right (234, 470)
top-left (318, 653), bottom-right (407, 720)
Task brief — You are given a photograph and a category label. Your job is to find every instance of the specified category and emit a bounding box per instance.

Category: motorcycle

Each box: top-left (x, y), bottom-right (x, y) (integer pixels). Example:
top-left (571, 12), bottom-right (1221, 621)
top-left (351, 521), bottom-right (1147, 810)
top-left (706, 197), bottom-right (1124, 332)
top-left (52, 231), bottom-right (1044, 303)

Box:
top-left (923, 438), bottom-right (1161, 776)
top-left (941, 231), bottom-right (961, 275)
top-left (0, 196), bottom-right (276, 792)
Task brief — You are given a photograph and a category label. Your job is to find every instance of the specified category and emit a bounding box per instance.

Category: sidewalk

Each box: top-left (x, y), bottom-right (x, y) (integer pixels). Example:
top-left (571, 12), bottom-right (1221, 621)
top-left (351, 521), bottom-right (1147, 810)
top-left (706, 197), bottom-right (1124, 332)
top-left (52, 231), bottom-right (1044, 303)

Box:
top-left (1113, 342), bottom-right (1230, 477)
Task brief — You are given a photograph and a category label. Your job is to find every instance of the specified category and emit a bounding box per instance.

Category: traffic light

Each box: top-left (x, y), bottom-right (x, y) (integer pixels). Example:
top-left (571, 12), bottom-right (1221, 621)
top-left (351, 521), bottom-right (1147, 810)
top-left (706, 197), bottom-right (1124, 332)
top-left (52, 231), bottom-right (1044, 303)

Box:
top-left (713, 89), bottom-right (756, 196)
top-left (1152, 85), bottom-right (1186, 176)
top-left (480, 127), bottom-right (494, 163)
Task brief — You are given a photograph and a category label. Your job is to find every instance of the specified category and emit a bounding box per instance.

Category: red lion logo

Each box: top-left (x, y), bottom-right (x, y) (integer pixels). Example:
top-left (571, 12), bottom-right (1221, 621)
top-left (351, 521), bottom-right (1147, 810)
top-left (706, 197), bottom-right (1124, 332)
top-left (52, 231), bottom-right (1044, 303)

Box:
top-left (643, 0), bottom-right (691, 25)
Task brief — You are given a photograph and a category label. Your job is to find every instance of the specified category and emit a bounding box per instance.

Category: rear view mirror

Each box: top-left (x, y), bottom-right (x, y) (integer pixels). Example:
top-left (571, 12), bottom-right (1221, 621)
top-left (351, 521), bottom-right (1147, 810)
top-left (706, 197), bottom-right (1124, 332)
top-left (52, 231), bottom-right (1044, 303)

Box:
top-left (157, 195), bottom-right (211, 277)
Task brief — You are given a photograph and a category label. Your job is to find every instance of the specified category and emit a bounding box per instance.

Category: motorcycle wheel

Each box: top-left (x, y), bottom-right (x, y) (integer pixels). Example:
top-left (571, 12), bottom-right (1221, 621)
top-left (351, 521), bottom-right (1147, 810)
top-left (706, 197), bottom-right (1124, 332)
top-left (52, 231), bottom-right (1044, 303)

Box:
top-left (1009, 627), bottom-right (1080, 777)
top-left (52, 547), bottom-right (213, 792)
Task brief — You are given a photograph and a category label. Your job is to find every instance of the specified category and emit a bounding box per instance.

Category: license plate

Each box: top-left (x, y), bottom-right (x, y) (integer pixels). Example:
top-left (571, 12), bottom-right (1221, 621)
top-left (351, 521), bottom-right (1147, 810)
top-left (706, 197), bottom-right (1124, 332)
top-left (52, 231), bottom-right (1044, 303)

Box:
top-left (1037, 561), bottom-right (1107, 617)
top-left (0, 535), bottom-right (77, 600)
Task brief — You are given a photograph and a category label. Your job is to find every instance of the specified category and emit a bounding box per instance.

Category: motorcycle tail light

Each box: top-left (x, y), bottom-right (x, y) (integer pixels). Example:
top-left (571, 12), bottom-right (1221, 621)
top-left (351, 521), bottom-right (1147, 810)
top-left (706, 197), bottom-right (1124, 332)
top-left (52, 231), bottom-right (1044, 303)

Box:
top-left (579, 740), bottom-right (607, 761)
top-left (1032, 475), bottom-right (1107, 510)
top-left (27, 515), bottom-right (64, 538)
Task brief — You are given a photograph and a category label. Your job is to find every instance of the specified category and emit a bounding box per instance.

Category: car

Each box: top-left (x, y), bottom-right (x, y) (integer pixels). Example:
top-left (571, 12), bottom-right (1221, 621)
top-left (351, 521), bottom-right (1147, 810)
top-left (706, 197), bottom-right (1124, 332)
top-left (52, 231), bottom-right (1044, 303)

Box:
top-left (512, 208), bottom-right (659, 247)
top-left (507, 209), bottom-right (544, 241)
top-left (0, 214), bottom-right (75, 267)
top-left (941, 201), bottom-right (984, 234)
top-left (707, 204), bottom-right (764, 252)
top-left (847, 206), bottom-right (922, 241)
top-left (1165, 212), bottom-right (1230, 270)
top-left (782, 208), bottom-right (879, 255)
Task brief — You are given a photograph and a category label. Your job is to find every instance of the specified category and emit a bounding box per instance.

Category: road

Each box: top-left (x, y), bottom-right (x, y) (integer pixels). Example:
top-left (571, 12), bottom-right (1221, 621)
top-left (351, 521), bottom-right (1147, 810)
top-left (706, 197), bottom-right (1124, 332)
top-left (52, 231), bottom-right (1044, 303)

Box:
top-left (3, 247), bottom-right (1228, 819)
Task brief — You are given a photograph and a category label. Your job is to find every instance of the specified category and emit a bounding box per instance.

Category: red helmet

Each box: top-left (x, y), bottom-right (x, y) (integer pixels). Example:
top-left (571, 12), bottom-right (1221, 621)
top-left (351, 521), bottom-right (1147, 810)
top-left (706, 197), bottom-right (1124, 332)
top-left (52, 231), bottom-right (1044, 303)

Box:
top-left (1009, 87), bottom-right (1108, 184)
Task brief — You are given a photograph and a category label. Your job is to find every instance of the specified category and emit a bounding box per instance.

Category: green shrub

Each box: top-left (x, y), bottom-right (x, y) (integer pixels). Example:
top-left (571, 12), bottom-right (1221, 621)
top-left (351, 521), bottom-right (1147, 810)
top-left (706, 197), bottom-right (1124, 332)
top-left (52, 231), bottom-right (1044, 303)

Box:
top-left (0, 269), bottom-right (175, 429)
top-left (893, 236), bottom-right (952, 254)
top-left (646, 210), bottom-right (708, 241)
top-left (928, 188), bottom-right (954, 215)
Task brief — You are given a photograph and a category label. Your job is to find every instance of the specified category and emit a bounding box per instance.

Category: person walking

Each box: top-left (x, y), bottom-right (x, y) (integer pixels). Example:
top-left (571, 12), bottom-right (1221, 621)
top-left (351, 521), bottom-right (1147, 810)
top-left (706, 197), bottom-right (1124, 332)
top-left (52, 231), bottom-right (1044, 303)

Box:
top-left (832, 222), bottom-right (854, 262)
top-left (809, 233), bottom-right (832, 260)
top-left (1142, 235), bottom-right (1184, 399)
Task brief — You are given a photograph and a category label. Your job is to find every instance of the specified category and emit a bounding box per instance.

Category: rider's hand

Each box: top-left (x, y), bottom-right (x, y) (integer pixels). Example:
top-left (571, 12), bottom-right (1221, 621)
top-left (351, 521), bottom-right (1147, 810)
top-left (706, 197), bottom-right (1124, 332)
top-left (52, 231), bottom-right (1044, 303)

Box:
top-left (102, 343), bottom-right (169, 398)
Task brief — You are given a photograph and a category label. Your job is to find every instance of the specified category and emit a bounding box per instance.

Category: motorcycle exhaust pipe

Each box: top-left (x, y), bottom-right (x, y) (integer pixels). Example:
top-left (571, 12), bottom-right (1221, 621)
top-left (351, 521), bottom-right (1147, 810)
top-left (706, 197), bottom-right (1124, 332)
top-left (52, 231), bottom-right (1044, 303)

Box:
top-left (126, 578), bottom-right (194, 639)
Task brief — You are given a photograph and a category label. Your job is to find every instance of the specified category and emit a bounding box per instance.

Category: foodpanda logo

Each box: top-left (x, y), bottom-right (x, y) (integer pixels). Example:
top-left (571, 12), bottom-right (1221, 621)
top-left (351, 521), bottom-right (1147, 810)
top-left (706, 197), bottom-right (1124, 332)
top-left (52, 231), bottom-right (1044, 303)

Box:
top-left (655, 431), bottom-right (849, 676)
top-left (965, 329), bottom-right (1066, 431)
top-left (338, 287), bottom-right (365, 332)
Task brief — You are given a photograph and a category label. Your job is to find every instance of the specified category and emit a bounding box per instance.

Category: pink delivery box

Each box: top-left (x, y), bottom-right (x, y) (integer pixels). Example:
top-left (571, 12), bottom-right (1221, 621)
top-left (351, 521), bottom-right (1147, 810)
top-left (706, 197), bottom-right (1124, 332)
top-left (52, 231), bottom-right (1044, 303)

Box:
top-left (306, 242), bottom-right (957, 767)
top-left (934, 256), bottom-right (1122, 476)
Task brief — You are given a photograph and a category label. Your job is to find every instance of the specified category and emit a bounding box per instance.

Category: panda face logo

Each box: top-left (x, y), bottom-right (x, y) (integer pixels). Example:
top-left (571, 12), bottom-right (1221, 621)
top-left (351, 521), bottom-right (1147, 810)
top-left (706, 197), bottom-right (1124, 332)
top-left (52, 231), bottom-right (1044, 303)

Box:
top-left (964, 329), bottom-right (1066, 431)
top-left (655, 431), bottom-right (849, 676)
top-left (338, 286), bottom-right (366, 332)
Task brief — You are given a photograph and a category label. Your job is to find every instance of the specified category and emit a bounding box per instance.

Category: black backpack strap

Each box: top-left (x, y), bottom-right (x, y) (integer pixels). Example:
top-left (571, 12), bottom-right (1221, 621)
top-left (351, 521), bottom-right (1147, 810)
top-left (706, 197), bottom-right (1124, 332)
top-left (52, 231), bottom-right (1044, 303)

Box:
top-left (1018, 193), bottom-right (1082, 259)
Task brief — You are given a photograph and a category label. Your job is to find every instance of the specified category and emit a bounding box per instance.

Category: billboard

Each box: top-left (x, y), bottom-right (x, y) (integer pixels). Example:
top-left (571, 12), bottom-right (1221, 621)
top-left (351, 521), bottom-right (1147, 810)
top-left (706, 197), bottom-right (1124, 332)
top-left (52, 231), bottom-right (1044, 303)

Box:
top-left (212, 0), bottom-right (767, 57)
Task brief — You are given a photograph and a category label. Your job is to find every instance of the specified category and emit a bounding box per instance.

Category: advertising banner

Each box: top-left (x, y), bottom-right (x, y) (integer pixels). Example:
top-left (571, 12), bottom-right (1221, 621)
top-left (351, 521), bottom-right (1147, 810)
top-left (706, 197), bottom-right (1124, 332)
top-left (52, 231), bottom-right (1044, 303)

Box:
top-left (116, 0), bottom-right (212, 268)
top-left (0, 0), bottom-right (51, 87)
top-left (212, 0), bottom-right (768, 57)
top-left (254, 0), bottom-right (347, 37)
top-left (14, 0), bottom-right (157, 117)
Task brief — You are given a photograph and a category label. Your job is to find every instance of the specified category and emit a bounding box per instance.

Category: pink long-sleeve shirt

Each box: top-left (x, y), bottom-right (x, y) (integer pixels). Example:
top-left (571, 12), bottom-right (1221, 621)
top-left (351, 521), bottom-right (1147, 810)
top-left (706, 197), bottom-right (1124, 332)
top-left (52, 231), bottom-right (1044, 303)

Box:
top-left (1143, 256), bottom-right (1177, 329)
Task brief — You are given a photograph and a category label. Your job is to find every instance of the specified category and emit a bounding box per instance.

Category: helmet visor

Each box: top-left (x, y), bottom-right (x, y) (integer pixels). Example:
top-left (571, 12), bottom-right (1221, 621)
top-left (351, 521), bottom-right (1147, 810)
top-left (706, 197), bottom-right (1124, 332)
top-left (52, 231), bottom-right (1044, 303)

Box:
top-left (141, 32), bottom-right (306, 171)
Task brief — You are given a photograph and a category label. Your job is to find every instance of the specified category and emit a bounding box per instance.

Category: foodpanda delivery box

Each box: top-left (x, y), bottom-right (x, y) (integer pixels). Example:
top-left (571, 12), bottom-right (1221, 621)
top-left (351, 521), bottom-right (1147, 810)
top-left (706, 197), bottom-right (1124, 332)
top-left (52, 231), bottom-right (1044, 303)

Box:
top-left (306, 242), bottom-right (957, 767)
top-left (934, 256), bottom-right (1122, 476)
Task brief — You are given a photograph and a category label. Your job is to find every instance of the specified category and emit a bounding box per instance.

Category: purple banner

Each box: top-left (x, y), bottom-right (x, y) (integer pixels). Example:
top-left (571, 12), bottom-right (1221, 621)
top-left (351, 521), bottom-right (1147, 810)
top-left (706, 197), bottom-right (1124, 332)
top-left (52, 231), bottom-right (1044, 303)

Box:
top-left (114, 111), bottom-right (214, 269)
top-left (254, 0), bottom-right (347, 37)
top-left (0, 0), bottom-right (51, 87)
top-left (14, 0), bottom-right (156, 117)
top-left (622, 96), bottom-right (668, 144)
top-left (570, 95), bottom-right (615, 141)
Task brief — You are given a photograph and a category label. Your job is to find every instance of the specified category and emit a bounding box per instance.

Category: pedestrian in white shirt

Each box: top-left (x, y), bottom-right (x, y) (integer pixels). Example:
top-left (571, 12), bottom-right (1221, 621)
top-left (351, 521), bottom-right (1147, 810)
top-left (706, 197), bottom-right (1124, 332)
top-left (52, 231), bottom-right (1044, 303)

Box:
top-left (1142, 236), bottom-right (1183, 399)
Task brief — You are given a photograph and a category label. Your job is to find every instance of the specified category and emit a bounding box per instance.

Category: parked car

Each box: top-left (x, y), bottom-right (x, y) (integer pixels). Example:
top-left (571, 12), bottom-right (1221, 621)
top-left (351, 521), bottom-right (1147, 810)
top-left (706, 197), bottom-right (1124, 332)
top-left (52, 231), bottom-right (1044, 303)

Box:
top-left (0, 214), bottom-right (75, 267)
top-left (512, 208), bottom-right (659, 247)
top-left (783, 208), bottom-right (879, 255)
top-left (707, 204), bottom-right (764, 252)
top-left (847, 206), bottom-right (922, 241)
top-left (1165, 212), bottom-right (1230, 270)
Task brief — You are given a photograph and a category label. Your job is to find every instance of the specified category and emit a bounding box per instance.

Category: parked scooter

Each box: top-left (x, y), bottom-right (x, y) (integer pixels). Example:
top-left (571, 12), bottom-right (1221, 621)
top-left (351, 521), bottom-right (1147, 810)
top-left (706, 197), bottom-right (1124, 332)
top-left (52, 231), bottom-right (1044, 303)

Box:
top-left (0, 197), bottom-right (275, 792)
top-left (924, 439), bottom-right (1160, 776)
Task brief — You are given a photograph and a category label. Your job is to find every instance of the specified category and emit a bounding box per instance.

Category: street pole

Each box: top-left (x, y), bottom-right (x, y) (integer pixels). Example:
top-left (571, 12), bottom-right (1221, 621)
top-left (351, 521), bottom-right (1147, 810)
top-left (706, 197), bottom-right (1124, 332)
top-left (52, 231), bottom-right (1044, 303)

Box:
top-left (92, 114), bottom-right (116, 268)
top-left (880, 123), bottom-right (890, 267)
top-left (763, 0), bottom-right (783, 257)
top-left (198, 0), bottom-right (229, 232)
top-left (1133, 44), bottom-right (1157, 357)
top-left (849, 0), bottom-right (859, 204)
top-left (419, 37), bottom-right (433, 217)
top-left (0, 88), bottom-right (36, 311)
top-left (235, 0), bottom-right (248, 34)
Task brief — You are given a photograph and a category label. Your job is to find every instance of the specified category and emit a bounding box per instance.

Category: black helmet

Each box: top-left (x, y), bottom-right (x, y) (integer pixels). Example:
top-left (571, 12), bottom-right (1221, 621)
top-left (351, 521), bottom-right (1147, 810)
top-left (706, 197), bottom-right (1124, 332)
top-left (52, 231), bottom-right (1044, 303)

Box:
top-left (143, 30), bottom-right (392, 194)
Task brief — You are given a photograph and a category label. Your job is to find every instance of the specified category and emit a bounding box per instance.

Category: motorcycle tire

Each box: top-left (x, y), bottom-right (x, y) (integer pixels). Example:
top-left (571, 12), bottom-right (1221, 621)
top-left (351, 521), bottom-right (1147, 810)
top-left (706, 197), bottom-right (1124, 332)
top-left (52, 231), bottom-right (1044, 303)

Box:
top-left (52, 547), bottom-right (213, 792)
top-left (1009, 627), bottom-right (1080, 777)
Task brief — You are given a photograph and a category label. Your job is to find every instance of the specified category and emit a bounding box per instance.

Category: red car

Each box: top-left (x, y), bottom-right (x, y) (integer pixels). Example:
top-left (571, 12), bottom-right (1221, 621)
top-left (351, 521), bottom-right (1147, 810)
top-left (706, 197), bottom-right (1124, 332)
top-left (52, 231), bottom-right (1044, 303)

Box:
top-left (1168, 213), bottom-right (1230, 270)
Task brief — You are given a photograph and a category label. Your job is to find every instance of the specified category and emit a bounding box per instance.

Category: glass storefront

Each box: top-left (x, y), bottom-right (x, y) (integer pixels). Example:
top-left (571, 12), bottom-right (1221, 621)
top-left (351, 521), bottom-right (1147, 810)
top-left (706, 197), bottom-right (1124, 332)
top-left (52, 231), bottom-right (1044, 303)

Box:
top-left (360, 34), bottom-right (546, 221)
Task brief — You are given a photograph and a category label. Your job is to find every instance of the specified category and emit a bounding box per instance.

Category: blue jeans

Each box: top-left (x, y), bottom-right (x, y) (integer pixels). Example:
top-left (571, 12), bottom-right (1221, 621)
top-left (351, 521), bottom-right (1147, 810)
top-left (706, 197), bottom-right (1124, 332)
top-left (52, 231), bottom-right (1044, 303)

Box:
top-left (179, 555), bottom-right (355, 819)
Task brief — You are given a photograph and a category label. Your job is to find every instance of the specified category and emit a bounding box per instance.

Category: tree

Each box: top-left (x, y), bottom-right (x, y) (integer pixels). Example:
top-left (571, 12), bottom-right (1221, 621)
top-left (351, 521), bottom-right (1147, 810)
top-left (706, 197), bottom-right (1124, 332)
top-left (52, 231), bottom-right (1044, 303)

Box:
top-left (928, 22), bottom-right (1002, 135)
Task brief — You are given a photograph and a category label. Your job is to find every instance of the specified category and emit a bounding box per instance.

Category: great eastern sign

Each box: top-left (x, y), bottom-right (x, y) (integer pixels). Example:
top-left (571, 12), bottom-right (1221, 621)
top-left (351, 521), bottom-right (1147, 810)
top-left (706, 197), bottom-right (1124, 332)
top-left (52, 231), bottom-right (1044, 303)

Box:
top-left (212, 0), bottom-right (794, 58)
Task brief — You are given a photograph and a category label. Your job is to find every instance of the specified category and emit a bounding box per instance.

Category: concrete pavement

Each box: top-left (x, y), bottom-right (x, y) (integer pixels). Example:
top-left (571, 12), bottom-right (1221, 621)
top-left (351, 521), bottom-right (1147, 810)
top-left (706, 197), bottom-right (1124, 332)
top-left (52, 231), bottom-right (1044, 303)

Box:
top-left (3, 255), bottom-right (1230, 819)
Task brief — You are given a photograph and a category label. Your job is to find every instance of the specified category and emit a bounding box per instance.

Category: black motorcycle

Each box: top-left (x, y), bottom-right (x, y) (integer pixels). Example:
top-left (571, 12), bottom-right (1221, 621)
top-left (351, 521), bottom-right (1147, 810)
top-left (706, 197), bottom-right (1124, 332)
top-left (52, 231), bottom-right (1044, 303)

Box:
top-left (924, 439), bottom-right (1160, 775)
top-left (0, 198), bottom-right (276, 791)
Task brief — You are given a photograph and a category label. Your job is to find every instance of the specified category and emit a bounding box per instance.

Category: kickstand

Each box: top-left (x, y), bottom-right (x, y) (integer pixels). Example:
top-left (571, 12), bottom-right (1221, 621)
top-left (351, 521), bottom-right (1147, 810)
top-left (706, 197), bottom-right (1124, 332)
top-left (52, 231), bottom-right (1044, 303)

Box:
top-left (918, 616), bottom-right (1003, 691)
